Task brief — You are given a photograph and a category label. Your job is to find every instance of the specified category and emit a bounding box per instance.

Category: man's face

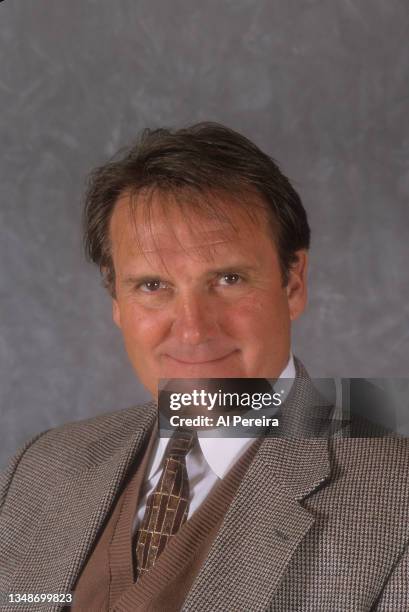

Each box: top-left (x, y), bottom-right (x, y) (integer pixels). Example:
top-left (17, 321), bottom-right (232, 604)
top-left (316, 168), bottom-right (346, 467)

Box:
top-left (110, 191), bottom-right (308, 397)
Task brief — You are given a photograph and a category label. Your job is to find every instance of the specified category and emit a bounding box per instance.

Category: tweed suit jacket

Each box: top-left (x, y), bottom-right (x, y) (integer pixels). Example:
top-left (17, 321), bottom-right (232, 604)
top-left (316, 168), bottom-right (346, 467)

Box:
top-left (1, 360), bottom-right (409, 611)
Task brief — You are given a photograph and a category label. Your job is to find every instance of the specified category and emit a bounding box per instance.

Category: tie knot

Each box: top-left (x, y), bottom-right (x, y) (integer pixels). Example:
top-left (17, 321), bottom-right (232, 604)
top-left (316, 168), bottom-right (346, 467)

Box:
top-left (165, 429), bottom-right (196, 458)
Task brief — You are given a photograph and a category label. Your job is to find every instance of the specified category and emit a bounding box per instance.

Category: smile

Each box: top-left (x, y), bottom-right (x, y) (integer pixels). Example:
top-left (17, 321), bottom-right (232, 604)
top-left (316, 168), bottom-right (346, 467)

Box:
top-left (163, 351), bottom-right (237, 365)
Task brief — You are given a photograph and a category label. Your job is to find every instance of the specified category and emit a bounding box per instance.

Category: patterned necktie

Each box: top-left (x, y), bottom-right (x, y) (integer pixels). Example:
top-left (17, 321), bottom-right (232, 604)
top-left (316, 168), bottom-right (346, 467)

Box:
top-left (134, 429), bottom-right (195, 578)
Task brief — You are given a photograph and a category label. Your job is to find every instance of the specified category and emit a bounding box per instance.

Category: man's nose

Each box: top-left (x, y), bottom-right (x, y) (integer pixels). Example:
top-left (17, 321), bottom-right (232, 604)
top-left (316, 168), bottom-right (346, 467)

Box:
top-left (171, 291), bottom-right (218, 345)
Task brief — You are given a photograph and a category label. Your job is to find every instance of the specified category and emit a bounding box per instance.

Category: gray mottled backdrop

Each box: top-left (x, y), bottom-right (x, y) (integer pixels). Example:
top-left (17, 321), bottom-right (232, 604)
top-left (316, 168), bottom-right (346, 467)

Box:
top-left (1, 0), bottom-right (408, 467)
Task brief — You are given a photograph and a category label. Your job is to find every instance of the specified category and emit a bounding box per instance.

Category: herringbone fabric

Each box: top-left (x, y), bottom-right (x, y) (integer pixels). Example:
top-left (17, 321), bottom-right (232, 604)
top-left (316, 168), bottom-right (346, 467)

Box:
top-left (134, 430), bottom-right (195, 577)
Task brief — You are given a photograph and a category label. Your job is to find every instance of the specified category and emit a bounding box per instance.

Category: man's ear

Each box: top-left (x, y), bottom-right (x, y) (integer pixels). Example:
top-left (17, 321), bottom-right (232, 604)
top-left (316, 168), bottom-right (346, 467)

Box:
top-left (286, 250), bottom-right (308, 321)
top-left (112, 299), bottom-right (121, 328)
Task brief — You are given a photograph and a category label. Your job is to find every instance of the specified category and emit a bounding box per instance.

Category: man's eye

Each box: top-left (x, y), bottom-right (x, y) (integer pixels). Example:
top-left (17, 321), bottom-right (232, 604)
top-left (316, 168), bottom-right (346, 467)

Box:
top-left (138, 280), bottom-right (167, 292)
top-left (218, 273), bottom-right (242, 286)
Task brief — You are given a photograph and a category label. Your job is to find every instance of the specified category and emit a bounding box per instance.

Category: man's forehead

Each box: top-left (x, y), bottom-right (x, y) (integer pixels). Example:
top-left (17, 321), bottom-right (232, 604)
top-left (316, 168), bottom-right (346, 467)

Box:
top-left (110, 190), bottom-right (267, 257)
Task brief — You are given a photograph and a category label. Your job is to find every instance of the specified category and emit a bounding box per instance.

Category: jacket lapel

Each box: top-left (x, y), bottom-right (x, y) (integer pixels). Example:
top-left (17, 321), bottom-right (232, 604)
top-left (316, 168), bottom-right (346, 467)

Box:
top-left (184, 365), bottom-right (333, 612)
top-left (5, 402), bottom-right (157, 611)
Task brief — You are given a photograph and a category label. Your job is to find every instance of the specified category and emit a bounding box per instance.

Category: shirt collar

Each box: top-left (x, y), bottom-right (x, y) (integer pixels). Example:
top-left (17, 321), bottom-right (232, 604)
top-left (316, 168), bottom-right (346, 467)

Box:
top-left (147, 353), bottom-right (295, 480)
top-left (198, 353), bottom-right (295, 478)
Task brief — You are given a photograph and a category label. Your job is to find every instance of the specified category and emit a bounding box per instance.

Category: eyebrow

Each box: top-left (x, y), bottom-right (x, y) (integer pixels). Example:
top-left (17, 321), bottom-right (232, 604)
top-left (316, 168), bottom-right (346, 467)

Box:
top-left (121, 264), bottom-right (259, 286)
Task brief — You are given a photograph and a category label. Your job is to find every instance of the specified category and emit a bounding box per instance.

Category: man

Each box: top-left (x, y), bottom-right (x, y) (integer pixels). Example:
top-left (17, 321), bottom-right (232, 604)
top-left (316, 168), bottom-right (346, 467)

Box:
top-left (1, 122), bottom-right (408, 611)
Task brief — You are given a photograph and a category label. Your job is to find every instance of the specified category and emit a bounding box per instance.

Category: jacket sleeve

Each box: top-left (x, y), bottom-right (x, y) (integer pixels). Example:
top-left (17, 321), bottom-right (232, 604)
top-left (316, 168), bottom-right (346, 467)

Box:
top-left (373, 541), bottom-right (409, 610)
top-left (0, 431), bottom-right (50, 513)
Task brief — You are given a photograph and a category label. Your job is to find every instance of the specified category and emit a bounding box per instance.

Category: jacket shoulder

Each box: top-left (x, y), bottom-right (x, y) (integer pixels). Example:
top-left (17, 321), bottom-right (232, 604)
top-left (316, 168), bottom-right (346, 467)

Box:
top-left (332, 429), bottom-right (409, 466)
top-left (0, 402), bottom-right (156, 510)
top-left (25, 401), bottom-right (156, 468)
top-left (328, 432), bottom-right (409, 519)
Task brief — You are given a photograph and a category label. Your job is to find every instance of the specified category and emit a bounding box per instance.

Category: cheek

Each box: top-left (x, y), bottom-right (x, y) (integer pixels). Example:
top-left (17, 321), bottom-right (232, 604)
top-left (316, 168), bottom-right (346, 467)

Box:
top-left (119, 304), bottom-right (169, 352)
top-left (223, 291), bottom-right (289, 338)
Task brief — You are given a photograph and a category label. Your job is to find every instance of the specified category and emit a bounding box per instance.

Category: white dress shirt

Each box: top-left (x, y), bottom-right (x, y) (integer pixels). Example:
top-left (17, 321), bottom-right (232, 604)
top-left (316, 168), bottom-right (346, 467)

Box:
top-left (132, 354), bottom-right (295, 534)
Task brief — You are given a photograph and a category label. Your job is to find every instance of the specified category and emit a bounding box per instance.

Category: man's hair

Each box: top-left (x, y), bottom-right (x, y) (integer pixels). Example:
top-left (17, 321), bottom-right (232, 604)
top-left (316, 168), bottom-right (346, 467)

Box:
top-left (83, 122), bottom-right (310, 297)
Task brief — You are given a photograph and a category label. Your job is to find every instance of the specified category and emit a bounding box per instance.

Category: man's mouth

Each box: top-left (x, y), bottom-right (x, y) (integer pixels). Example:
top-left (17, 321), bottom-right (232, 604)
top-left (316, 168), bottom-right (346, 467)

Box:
top-left (163, 350), bottom-right (238, 366)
